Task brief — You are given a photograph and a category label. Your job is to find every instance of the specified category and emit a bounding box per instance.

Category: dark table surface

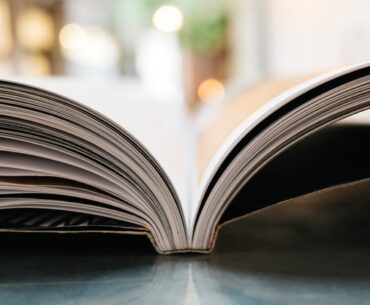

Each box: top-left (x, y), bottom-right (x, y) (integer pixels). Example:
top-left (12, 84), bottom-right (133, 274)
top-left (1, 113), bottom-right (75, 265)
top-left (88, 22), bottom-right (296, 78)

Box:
top-left (1, 194), bottom-right (370, 305)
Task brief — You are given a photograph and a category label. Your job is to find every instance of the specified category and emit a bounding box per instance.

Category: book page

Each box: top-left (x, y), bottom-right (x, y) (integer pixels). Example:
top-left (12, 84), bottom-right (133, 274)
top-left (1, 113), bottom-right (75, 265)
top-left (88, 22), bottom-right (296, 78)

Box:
top-left (0, 78), bottom-right (191, 251)
top-left (191, 62), bottom-right (370, 249)
top-left (3, 77), bottom-right (196, 230)
top-left (194, 62), bottom-right (370, 221)
top-left (197, 73), bottom-right (320, 179)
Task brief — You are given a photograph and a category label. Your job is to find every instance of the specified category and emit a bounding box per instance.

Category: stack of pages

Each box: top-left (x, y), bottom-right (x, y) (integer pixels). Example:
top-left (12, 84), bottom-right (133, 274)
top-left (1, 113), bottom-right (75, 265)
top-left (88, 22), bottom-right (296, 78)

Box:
top-left (0, 63), bottom-right (369, 253)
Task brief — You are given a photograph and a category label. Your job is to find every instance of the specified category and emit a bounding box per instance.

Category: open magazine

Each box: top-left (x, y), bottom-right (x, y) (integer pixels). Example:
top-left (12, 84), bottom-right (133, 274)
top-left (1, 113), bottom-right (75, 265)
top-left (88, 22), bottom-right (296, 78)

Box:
top-left (0, 62), bottom-right (369, 254)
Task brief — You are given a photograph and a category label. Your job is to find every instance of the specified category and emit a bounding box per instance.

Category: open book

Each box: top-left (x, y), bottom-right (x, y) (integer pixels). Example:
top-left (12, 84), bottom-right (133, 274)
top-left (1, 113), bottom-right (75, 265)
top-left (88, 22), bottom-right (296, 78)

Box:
top-left (0, 63), bottom-right (369, 254)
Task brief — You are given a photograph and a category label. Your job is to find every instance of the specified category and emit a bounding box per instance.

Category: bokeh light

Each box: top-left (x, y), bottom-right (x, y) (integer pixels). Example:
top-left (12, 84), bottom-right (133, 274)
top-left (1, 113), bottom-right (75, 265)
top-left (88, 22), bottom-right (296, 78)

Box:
top-left (152, 5), bottom-right (183, 33)
top-left (59, 23), bottom-right (87, 50)
top-left (0, 0), bottom-right (11, 56)
top-left (17, 6), bottom-right (54, 52)
top-left (198, 78), bottom-right (225, 103)
top-left (60, 25), bottom-right (120, 69)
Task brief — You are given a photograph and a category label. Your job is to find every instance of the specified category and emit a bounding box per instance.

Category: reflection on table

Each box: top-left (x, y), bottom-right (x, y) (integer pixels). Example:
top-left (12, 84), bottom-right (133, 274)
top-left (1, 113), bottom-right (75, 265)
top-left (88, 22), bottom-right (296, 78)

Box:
top-left (1, 187), bottom-right (370, 305)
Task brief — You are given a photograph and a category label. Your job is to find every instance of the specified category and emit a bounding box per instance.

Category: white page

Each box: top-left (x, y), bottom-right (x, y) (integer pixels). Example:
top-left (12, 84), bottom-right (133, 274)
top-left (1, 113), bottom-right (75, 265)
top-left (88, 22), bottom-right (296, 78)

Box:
top-left (194, 62), bottom-right (370, 222)
top-left (9, 62), bottom-right (368, 237)
top-left (3, 77), bottom-right (197, 231)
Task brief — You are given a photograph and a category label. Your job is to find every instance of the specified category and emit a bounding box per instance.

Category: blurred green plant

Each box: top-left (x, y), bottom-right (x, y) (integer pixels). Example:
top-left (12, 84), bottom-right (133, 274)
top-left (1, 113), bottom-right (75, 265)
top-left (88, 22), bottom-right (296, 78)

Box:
top-left (141, 0), bottom-right (230, 55)
top-left (179, 11), bottom-right (228, 55)
top-left (179, 0), bottom-right (229, 55)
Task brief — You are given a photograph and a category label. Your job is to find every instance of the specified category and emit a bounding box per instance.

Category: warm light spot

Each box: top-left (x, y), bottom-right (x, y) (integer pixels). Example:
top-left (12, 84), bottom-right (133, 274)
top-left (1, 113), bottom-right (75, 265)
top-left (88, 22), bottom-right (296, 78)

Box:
top-left (198, 78), bottom-right (225, 103)
top-left (0, 0), bottom-right (11, 56)
top-left (17, 6), bottom-right (54, 52)
top-left (59, 23), bottom-right (87, 50)
top-left (152, 5), bottom-right (183, 32)
top-left (60, 26), bottom-right (119, 68)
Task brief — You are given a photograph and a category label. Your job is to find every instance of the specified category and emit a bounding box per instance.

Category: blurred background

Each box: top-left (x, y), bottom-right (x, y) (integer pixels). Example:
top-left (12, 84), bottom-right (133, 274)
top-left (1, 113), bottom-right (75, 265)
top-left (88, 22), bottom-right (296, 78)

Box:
top-left (0, 0), bottom-right (369, 110)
